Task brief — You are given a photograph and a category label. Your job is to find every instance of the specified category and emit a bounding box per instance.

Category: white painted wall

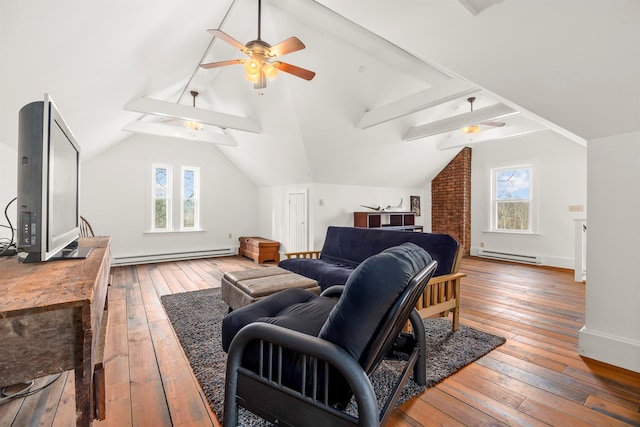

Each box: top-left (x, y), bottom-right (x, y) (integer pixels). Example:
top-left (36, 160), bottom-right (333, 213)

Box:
top-left (579, 131), bottom-right (640, 373)
top-left (0, 144), bottom-right (17, 243)
top-left (82, 134), bottom-right (259, 261)
top-left (471, 132), bottom-right (587, 268)
top-left (258, 183), bottom-right (427, 254)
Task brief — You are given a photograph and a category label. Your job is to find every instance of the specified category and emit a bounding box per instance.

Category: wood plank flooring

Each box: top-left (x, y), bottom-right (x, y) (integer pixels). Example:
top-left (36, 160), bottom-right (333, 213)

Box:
top-left (1, 256), bottom-right (638, 426)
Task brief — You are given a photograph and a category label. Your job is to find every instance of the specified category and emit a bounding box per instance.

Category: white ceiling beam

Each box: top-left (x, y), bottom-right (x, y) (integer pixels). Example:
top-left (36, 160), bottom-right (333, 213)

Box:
top-left (357, 80), bottom-right (479, 129)
top-left (124, 97), bottom-right (261, 133)
top-left (122, 121), bottom-right (237, 146)
top-left (403, 104), bottom-right (519, 141)
top-left (272, 0), bottom-right (451, 84)
top-left (457, 0), bottom-right (503, 16)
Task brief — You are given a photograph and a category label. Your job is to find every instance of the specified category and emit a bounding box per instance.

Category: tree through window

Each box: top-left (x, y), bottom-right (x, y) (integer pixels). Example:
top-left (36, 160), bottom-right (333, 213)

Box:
top-left (150, 164), bottom-right (200, 231)
top-left (493, 166), bottom-right (532, 231)
top-left (153, 164), bottom-right (171, 230)
top-left (181, 167), bottom-right (200, 230)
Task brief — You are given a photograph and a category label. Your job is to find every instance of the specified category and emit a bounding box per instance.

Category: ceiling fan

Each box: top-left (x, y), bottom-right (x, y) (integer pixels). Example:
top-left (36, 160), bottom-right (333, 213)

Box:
top-left (200, 0), bottom-right (316, 89)
top-left (462, 96), bottom-right (506, 134)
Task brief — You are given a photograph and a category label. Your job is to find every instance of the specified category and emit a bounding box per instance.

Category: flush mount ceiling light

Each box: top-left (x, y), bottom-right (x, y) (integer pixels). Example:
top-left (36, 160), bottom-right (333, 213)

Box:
top-left (183, 91), bottom-right (204, 131)
top-left (462, 123), bottom-right (481, 134)
top-left (199, 0), bottom-right (316, 89)
top-left (461, 96), bottom-right (505, 134)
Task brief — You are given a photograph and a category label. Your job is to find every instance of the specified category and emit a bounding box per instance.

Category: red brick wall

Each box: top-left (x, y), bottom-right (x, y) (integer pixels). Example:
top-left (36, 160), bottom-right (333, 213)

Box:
top-left (431, 147), bottom-right (471, 256)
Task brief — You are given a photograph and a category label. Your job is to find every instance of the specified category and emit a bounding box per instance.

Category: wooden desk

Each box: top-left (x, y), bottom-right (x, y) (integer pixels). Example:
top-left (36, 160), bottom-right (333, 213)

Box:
top-left (0, 237), bottom-right (111, 427)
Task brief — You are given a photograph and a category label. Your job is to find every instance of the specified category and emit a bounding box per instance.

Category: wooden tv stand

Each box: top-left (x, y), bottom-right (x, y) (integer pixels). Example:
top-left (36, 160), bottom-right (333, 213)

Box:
top-left (0, 237), bottom-right (111, 427)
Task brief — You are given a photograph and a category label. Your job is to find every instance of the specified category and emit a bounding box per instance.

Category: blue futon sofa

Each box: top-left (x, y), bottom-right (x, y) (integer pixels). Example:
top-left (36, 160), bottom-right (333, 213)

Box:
top-left (278, 226), bottom-right (465, 330)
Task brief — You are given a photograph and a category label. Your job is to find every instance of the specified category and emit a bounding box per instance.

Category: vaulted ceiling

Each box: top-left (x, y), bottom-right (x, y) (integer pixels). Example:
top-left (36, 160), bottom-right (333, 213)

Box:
top-left (1, 0), bottom-right (638, 188)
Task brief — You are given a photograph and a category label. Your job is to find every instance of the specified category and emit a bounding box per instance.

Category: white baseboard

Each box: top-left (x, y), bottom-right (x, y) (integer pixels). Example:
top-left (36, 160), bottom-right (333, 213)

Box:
top-left (112, 247), bottom-right (235, 266)
top-left (541, 255), bottom-right (573, 270)
top-left (578, 326), bottom-right (640, 373)
top-left (470, 247), bottom-right (573, 269)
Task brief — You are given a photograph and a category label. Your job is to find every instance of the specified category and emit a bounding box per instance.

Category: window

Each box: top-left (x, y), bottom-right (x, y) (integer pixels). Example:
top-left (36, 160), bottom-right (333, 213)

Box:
top-left (152, 164), bottom-right (172, 231)
top-left (150, 164), bottom-right (201, 232)
top-left (491, 166), bottom-right (533, 232)
top-left (181, 166), bottom-right (200, 230)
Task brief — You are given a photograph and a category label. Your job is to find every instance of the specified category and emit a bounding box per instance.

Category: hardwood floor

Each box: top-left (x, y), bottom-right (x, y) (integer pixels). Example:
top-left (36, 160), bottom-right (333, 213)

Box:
top-left (1, 256), bottom-right (638, 426)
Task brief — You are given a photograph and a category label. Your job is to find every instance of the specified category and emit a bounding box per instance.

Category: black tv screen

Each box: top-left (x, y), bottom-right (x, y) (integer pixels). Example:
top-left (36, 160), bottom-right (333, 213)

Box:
top-left (49, 119), bottom-right (79, 240)
top-left (16, 94), bottom-right (88, 262)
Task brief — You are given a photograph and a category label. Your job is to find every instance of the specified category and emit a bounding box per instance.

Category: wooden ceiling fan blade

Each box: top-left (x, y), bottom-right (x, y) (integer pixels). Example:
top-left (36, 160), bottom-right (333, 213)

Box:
top-left (480, 121), bottom-right (506, 127)
top-left (268, 37), bottom-right (305, 57)
top-left (200, 59), bottom-right (244, 69)
top-left (274, 62), bottom-right (316, 81)
top-left (207, 29), bottom-right (248, 53)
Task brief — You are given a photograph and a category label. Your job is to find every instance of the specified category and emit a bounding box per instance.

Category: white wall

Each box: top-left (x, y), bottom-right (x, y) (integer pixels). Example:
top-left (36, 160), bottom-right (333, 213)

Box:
top-left (0, 144), bottom-right (17, 243)
top-left (471, 132), bottom-right (587, 268)
top-left (579, 131), bottom-right (640, 373)
top-left (258, 183), bottom-right (427, 254)
top-left (82, 134), bottom-right (259, 261)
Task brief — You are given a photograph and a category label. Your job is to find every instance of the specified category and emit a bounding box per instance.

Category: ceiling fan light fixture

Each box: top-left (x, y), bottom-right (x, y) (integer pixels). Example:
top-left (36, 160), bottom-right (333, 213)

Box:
top-left (462, 124), bottom-right (481, 134)
top-left (183, 91), bottom-right (204, 131)
top-left (263, 62), bottom-right (279, 79)
top-left (184, 121), bottom-right (204, 131)
top-left (244, 58), bottom-right (261, 75)
top-left (200, 0), bottom-right (315, 89)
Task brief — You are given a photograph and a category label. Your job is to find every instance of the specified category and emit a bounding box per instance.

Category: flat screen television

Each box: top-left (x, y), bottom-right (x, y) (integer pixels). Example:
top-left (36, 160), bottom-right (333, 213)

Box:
top-left (16, 94), bottom-right (91, 262)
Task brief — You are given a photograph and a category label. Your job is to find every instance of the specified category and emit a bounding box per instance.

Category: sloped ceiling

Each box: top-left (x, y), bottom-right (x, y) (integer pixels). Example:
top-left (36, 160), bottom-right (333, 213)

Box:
top-left (1, 0), bottom-right (638, 189)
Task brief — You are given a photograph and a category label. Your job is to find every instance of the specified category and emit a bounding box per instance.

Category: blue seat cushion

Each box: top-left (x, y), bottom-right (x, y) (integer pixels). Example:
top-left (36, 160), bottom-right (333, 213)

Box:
top-left (221, 287), bottom-right (337, 352)
top-left (318, 243), bottom-right (432, 363)
top-left (277, 258), bottom-right (353, 291)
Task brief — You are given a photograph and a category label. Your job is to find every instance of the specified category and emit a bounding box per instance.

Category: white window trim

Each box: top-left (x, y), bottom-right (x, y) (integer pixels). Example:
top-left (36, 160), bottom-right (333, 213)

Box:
top-left (148, 163), bottom-right (204, 233)
top-left (151, 163), bottom-right (172, 232)
top-left (180, 166), bottom-right (201, 231)
top-left (488, 163), bottom-right (538, 235)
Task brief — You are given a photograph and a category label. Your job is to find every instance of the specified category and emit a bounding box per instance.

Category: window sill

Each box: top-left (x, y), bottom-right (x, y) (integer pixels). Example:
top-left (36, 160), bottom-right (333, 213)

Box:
top-left (144, 229), bottom-right (206, 235)
top-left (482, 230), bottom-right (541, 237)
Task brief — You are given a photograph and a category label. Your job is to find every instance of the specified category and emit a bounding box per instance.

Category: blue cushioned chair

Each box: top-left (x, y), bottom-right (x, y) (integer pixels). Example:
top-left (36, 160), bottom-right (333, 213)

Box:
top-left (221, 243), bottom-right (438, 426)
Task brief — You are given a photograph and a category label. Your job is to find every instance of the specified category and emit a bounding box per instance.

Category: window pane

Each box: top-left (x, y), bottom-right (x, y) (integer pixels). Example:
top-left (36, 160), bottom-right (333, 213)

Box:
top-left (496, 168), bottom-right (530, 200)
top-left (183, 199), bottom-right (195, 228)
top-left (155, 199), bottom-right (167, 229)
top-left (497, 201), bottom-right (530, 230)
top-left (181, 167), bottom-right (199, 229)
top-left (183, 169), bottom-right (194, 199)
top-left (155, 168), bottom-right (167, 198)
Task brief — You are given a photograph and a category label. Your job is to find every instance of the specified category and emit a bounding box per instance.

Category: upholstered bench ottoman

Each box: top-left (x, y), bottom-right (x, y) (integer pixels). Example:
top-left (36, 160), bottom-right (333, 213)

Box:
top-left (221, 266), bottom-right (320, 310)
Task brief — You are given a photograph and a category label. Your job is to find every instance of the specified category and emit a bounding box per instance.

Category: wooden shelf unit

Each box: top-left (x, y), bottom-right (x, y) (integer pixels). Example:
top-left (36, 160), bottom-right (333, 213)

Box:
top-left (353, 211), bottom-right (422, 231)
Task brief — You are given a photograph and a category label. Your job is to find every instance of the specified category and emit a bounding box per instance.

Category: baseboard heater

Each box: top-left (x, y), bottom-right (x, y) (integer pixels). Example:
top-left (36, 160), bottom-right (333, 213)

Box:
top-left (112, 247), bottom-right (234, 266)
top-left (477, 249), bottom-right (542, 265)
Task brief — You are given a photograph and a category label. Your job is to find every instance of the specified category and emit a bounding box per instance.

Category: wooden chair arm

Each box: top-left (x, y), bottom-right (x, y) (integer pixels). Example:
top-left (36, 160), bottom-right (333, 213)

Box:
top-left (285, 251), bottom-right (322, 259)
top-left (426, 271), bottom-right (466, 286)
top-left (417, 271), bottom-right (466, 331)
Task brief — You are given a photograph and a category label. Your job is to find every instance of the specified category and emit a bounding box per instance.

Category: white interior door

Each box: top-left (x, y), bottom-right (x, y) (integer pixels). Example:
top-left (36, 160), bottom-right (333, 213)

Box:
top-left (288, 191), bottom-right (308, 252)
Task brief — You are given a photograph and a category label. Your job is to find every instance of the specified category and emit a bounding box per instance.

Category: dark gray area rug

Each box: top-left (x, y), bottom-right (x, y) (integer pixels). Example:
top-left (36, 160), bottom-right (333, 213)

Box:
top-left (161, 287), bottom-right (505, 425)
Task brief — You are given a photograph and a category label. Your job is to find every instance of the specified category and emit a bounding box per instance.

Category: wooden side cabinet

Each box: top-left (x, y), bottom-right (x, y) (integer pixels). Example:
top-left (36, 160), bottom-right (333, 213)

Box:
top-left (0, 237), bottom-right (111, 426)
top-left (239, 237), bottom-right (280, 264)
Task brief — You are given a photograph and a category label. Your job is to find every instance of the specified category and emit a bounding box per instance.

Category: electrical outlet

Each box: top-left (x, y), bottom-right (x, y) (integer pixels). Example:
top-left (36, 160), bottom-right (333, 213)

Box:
top-left (480, 242), bottom-right (485, 248)
top-left (228, 233), bottom-right (233, 239)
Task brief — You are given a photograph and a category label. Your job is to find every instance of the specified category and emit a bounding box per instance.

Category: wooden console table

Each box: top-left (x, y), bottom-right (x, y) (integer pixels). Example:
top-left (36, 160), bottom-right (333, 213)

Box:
top-left (0, 237), bottom-right (111, 427)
